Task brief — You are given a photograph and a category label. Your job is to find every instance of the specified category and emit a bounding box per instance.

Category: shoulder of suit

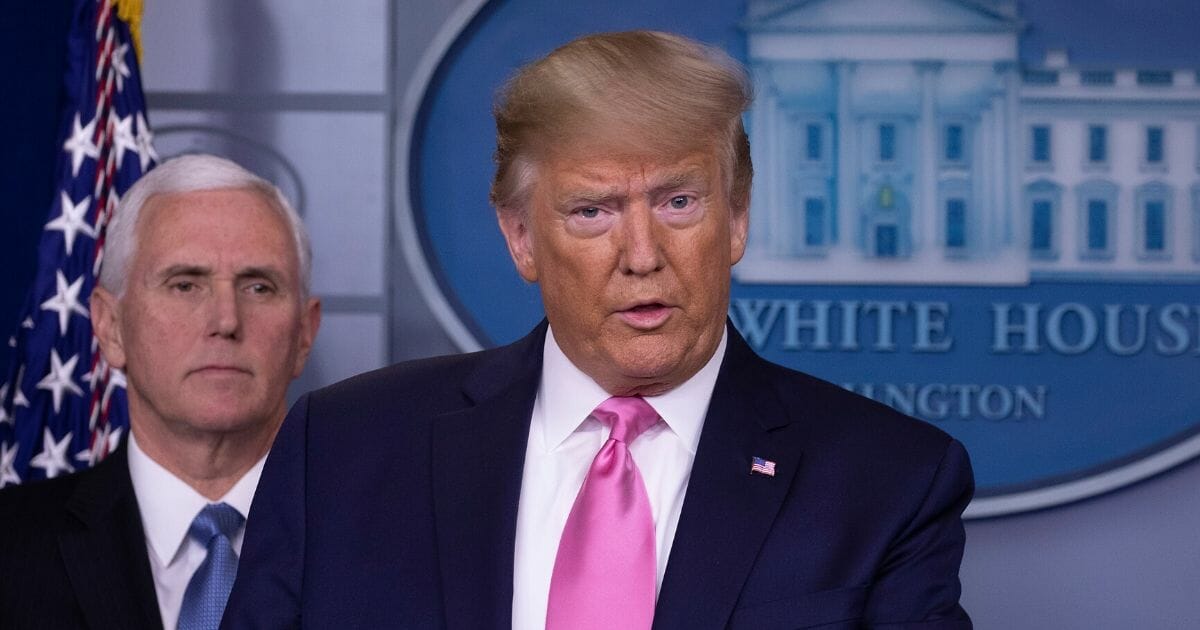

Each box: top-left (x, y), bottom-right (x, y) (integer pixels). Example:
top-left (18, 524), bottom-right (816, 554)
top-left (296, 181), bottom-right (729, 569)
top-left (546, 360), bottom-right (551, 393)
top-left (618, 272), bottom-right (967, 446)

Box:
top-left (752, 353), bottom-right (958, 456)
top-left (0, 465), bottom-right (96, 537)
top-left (313, 346), bottom-right (496, 403)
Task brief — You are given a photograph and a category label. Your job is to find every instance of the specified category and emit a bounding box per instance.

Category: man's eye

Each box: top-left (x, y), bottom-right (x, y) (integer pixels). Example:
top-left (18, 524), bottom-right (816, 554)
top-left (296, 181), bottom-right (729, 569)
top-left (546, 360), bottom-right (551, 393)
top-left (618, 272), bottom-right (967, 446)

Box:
top-left (247, 283), bottom-right (275, 295)
top-left (577, 206), bottom-right (601, 219)
top-left (668, 195), bottom-right (692, 209)
top-left (172, 281), bottom-right (196, 293)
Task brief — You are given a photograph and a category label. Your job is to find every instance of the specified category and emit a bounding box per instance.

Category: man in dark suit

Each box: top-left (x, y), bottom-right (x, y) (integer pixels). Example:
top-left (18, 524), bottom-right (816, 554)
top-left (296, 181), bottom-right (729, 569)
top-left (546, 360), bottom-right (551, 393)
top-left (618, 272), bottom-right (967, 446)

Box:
top-left (224, 31), bottom-right (973, 629)
top-left (0, 154), bottom-right (321, 630)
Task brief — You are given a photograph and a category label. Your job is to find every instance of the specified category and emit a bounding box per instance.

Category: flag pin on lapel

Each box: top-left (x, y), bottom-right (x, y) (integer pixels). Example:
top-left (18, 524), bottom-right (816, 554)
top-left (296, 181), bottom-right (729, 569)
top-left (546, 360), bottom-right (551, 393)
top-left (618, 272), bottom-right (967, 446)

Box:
top-left (750, 456), bottom-right (776, 477)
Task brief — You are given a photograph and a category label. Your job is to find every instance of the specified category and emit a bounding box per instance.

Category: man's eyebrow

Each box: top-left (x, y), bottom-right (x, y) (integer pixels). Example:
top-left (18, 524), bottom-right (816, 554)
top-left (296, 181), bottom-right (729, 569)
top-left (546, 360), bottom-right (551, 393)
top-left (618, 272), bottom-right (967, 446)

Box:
top-left (236, 266), bottom-right (285, 282)
top-left (647, 170), bottom-right (706, 196)
top-left (556, 169), bottom-right (709, 206)
top-left (157, 264), bottom-right (211, 279)
top-left (557, 186), bottom-right (624, 206)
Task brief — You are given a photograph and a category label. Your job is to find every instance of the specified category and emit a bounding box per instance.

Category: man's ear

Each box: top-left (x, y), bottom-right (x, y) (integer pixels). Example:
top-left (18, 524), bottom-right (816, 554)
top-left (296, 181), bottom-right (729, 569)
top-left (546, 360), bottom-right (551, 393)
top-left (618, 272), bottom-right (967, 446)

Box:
top-left (291, 297), bottom-right (322, 378)
top-left (90, 287), bottom-right (127, 369)
top-left (729, 194), bottom-right (750, 266)
top-left (496, 207), bottom-right (538, 283)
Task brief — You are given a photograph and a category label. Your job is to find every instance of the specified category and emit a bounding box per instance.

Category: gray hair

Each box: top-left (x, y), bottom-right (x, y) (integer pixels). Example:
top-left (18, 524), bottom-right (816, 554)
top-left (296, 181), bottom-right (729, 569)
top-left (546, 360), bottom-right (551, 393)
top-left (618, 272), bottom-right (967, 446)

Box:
top-left (98, 153), bottom-right (312, 298)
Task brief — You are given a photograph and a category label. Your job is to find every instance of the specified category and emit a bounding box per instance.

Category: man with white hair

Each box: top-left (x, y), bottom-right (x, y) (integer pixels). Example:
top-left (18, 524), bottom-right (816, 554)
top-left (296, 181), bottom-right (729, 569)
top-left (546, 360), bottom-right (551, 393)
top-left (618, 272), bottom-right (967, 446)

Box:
top-left (0, 154), bottom-right (321, 630)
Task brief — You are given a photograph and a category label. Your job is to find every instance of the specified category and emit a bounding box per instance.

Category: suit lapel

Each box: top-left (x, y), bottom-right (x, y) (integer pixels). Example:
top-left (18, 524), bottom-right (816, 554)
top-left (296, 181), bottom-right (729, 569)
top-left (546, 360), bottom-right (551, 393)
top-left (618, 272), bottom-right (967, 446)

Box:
top-left (654, 328), bottom-right (809, 630)
top-left (59, 445), bottom-right (165, 630)
top-left (432, 323), bottom-right (546, 630)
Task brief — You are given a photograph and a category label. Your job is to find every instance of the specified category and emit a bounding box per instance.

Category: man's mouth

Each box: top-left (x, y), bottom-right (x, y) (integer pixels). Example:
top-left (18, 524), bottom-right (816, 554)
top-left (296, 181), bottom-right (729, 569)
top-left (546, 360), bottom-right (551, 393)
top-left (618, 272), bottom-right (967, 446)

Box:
top-left (617, 302), bottom-right (673, 330)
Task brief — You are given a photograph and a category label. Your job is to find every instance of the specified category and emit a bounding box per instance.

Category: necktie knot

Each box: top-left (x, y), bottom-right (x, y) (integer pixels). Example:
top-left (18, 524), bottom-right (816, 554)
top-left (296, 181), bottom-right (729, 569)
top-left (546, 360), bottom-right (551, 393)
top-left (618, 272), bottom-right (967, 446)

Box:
top-left (188, 502), bottom-right (244, 547)
top-left (591, 396), bottom-right (659, 444)
top-left (549, 395), bottom-right (658, 630)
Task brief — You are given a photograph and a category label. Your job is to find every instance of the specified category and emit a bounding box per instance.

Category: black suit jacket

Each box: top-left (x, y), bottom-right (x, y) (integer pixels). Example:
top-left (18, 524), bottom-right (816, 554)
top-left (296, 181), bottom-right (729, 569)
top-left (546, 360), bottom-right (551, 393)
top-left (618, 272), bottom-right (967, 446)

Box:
top-left (0, 443), bottom-right (163, 630)
top-left (224, 322), bottom-right (973, 629)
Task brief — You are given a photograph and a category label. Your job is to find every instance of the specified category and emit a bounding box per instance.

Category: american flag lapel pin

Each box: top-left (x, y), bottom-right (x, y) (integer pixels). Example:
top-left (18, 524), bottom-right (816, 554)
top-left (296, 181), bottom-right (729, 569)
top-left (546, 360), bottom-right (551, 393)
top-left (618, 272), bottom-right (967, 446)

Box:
top-left (750, 456), bottom-right (776, 477)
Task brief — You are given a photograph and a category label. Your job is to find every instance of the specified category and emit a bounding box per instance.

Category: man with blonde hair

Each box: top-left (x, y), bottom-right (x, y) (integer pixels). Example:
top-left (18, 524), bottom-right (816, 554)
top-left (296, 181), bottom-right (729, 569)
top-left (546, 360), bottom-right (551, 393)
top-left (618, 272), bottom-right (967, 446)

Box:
top-left (0, 154), bottom-right (321, 630)
top-left (227, 31), bottom-right (972, 629)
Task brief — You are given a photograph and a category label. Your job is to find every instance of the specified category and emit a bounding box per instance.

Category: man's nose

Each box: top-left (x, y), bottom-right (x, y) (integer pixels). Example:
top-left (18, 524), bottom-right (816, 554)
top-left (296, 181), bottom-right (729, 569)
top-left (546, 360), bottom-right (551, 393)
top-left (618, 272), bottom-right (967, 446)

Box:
top-left (207, 283), bottom-right (241, 339)
top-left (619, 204), bottom-right (665, 276)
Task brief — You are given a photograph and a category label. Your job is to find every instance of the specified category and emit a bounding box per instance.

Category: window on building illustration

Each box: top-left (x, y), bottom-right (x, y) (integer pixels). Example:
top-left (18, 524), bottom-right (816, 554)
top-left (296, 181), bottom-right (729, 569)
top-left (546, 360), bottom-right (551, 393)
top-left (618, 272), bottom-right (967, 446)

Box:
top-left (879, 123), bottom-right (896, 162)
top-left (1137, 70), bottom-right (1173, 86)
top-left (1193, 189), bottom-right (1200, 261)
top-left (1031, 126), bottom-right (1051, 163)
top-left (1145, 200), bottom-right (1166, 252)
top-left (1031, 200), bottom-right (1053, 253)
top-left (1023, 70), bottom-right (1058, 85)
top-left (1146, 127), bottom-right (1165, 164)
top-left (1080, 70), bottom-right (1115, 86)
top-left (945, 125), bottom-right (963, 162)
top-left (1087, 199), bottom-right (1108, 251)
top-left (945, 199), bottom-right (966, 249)
top-left (1088, 125), bottom-right (1107, 164)
top-left (879, 185), bottom-right (894, 208)
top-left (804, 198), bottom-right (825, 247)
top-left (805, 123), bottom-right (822, 161)
top-left (876, 224), bottom-right (898, 257)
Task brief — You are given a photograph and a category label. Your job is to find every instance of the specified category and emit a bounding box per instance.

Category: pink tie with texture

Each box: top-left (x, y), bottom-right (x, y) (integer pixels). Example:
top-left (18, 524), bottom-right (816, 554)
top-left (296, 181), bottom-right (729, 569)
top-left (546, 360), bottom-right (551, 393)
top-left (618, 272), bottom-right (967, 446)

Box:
top-left (546, 396), bottom-right (660, 630)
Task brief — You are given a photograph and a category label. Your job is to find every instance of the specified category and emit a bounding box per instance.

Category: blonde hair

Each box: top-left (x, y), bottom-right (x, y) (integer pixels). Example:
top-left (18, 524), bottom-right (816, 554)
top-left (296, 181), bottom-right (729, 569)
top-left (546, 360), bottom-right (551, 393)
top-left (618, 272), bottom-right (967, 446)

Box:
top-left (490, 30), bottom-right (753, 213)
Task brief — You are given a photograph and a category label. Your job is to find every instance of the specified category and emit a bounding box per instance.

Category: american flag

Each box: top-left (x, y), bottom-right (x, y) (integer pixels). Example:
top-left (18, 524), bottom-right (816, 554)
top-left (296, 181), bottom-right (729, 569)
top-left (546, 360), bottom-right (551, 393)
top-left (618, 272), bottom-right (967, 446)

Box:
top-left (0, 0), bottom-right (156, 488)
top-left (750, 456), bottom-right (776, 477)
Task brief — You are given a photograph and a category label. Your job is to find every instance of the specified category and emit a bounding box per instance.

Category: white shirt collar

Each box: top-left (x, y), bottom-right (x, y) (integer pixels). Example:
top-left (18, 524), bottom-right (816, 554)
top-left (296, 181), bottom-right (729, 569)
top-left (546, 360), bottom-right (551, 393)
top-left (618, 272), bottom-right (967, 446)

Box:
top-left (127, 430), bottom-right (266, 567)
top-left (538, 324), bottom-right (728, 455)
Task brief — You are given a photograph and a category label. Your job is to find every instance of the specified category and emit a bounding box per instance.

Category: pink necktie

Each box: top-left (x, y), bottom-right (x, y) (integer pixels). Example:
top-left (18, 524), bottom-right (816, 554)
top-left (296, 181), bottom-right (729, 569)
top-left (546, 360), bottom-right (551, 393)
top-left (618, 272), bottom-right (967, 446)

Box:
top-left (546, 396), bottom-right (660, 630)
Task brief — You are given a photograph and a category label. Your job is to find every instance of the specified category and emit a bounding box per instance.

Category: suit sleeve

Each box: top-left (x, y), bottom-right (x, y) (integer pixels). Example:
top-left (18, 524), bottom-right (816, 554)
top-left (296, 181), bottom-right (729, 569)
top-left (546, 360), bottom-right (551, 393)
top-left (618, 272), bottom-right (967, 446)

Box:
top-left (221, 394), bottom-right (311, 630)
top-left (864, 438), bottom-right (974, 629)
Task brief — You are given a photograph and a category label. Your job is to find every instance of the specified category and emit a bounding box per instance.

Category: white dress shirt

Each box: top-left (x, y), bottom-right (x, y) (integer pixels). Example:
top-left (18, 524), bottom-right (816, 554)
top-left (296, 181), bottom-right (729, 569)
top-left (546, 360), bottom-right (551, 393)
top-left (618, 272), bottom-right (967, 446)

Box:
top-left (127, 431), bottom-right (265, 630)
top-left (511, 326), bottom-right (727, 630)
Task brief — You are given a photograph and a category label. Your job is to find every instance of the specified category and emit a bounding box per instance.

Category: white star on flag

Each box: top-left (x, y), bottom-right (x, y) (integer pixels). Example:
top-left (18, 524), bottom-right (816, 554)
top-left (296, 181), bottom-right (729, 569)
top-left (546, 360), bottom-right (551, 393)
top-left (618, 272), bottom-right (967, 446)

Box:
top-left (44, 192), bottom-right (95, 256)
top-left (0, 442), bottom-right (20, 487)
top-left (29, 428), bottom-right (75, 479)
top-left (134, 112), bottom-right (158, 171)
top-left (105, 367), bottom-right (127, 399)
top-left (75, 425), bottom-right (123, 467)
top-left (112, 114), bottom-right (137, 169)
top-left (21, 317), bottom-right (34, 329)
top-left (40, 271), bottom-right (90, 336)
top-left (0, 383), bottom-right (10, 427)
top-left (111, 42), bottom-right (131, 92)
top-left (62, 113), bottom-right (99, 177)
top-left (12, 366), bottom-right (30, 409)
top-left (36, 349), bottom-right (84, 414)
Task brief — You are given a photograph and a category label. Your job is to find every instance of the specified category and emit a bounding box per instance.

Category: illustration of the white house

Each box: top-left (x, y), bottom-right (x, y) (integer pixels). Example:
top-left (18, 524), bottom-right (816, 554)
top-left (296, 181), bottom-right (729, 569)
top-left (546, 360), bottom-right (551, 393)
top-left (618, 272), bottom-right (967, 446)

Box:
top-left (736, 0), bottom-right (1200, 284)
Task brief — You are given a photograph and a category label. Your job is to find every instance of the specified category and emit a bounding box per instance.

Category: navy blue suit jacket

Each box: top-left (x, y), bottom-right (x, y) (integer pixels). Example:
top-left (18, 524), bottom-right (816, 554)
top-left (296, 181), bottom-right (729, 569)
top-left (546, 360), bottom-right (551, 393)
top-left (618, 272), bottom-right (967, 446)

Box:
top-left (223, 322), bottom-right (973, 629)
top-left (0, 443), bottom-right (164, 630)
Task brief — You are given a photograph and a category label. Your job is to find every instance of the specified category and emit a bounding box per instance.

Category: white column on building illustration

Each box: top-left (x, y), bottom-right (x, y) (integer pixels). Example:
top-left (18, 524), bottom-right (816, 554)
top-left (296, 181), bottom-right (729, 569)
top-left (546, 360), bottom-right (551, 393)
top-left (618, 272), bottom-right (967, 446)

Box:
top-left (916, 61), bottom-right (943, 258)
top-left (989, 91), bottom-right (1007, 251)
top-left (978, 105), bottom-right (995, 253)
top-left (997, 61), bottom-right (1020, 245)
top-left (748, 66), bottom-right (779, 258)
top-left (835, 61), bottom-right (857, 254)
top-left (766, 88), bottom-right (786, 256)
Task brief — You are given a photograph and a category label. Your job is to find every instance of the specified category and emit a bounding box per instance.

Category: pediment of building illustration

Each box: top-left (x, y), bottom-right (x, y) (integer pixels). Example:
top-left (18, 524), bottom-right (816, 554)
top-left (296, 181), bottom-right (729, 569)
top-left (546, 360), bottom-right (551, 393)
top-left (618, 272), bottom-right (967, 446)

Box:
top-left (744, 0), bottom-right (1021, 33)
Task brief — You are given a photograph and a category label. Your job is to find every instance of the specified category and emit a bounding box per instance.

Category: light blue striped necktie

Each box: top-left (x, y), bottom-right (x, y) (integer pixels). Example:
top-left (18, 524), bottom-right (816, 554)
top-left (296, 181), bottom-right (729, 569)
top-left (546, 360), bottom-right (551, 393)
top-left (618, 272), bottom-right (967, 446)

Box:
top-left (177, 502), bottom-right (245, 630)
